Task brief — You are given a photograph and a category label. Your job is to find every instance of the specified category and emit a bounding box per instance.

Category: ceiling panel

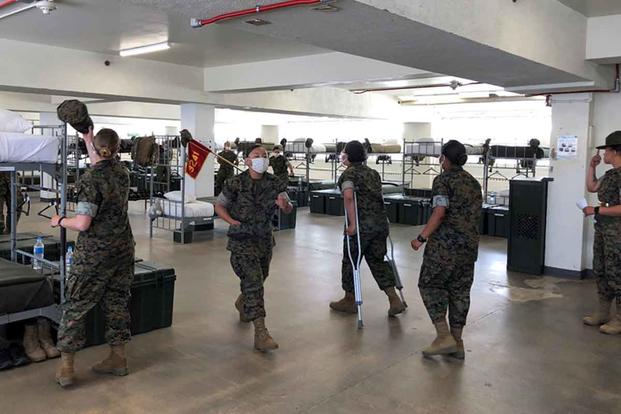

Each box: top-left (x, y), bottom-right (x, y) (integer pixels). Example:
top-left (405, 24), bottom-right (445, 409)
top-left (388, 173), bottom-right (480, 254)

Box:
top-left (0, 0), bottom-right (327, 67)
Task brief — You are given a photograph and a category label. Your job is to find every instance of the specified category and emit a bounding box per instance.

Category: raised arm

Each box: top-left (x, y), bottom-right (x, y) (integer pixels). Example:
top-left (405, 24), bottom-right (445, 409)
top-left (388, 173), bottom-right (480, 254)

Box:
top-left (587, 151), bottom-right (602, 193)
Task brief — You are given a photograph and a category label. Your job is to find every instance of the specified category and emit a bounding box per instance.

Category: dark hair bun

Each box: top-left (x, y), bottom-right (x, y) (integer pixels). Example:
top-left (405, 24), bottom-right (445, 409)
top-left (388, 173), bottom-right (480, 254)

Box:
top-left (98, 147), bottom-right (112, 158)
top-left (344, 140), bottom-right (367, 163)
top-left (442, 140), bottom-right (467, 166)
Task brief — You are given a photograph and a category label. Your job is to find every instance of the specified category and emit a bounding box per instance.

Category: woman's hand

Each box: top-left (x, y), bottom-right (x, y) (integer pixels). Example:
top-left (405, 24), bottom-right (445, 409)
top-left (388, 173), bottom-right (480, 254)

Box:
top-left (229, 219), bottom-right (241, 226)
top-left (50, 215), bottom-right (62, 227)
top-left (583, 206), bottom-right (596, 217)
top-left (590, 151), bottom-right (602, 168)
top-left (82, 126), bottom-right (94, 145)
top-left (411, 239), bottom-right (423, 251)
top-left (344, 223), bottom-right (356, 236)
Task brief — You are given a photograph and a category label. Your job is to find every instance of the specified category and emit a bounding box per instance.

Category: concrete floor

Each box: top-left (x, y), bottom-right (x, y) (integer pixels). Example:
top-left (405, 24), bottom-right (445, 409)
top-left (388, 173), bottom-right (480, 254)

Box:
top-left (2, 201), bottom-right (620, 414)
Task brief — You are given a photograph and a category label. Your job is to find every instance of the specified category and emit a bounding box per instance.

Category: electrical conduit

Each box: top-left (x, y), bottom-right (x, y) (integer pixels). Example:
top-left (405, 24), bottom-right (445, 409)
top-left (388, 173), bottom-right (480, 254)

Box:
top-left (191, 0), bottom-right (325, 28)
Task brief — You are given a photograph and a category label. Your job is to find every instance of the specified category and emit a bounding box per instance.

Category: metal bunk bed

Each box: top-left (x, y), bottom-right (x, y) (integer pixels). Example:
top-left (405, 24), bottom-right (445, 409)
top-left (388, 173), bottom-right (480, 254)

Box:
top-left (0, 124), bottom-right (69, 325)
top-left (148, 135), bottom-right (214, 244)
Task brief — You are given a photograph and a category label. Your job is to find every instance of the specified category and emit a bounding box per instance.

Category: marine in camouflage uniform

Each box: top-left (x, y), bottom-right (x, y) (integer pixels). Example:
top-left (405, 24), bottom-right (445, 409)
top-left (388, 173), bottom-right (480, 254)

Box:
top-left (0, 172), bottom-right (23, 235)
top-left (583, 131), bottom-right (621, 334)
top-left (329, 140), bottom-right (405, 317)
top-left (412, 140), bottom-right (481, 359)
top-left (418, 167), bottom-right (482, 328)
top-left (218, 170), bottom-right (287, 322)
top-left (215, 146), bottom-right (238, 196)
top-left (57, 158), bottom-right (135, 353)
top-left (269, 148), bottom-right (292, 187)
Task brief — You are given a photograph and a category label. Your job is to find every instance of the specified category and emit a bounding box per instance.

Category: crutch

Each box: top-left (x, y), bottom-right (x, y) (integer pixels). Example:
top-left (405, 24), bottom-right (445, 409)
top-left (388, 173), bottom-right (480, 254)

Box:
top-left (385, 229), bottom-right (408, 308)
top-left (345, 191), bottom-right (364, 329)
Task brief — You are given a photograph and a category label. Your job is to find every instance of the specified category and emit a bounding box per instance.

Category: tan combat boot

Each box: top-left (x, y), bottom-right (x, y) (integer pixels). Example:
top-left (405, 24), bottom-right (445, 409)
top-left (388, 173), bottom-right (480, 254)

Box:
top-left (583, 299), bottom-right (612, 326)
top-left (235, 294), bottom-right (251, 323)
top-left (600, 304), bottom-right (621, 335)
top-left (92, 344), bottom-right (129, 376)
top-left (384, 287), bottom-right (406, 317)
top-left (56, 353), bottom-right (75, 388)
top-left (23, 324), bottom-right (47, 362)
top-left (329, 291), bottom-right (357, 314)
top-left (450, 326), bottom-right (465, 360)
top-left (253, 318), bottom-right (279, 352)
top-left (37, 318), bottom-right (60, 359)
top-left (422, 320), bottom-right (458, 357)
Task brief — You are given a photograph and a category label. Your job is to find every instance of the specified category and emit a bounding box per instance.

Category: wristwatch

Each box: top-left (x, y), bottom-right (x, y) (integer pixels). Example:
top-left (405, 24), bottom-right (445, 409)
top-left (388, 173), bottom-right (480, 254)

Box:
top-left (417, 234), bottom-right (427, 243)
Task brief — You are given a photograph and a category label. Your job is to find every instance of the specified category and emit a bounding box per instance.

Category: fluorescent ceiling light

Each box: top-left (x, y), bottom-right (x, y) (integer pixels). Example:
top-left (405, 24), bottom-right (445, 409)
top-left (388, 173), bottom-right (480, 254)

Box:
top-left (119, 42), bottom-right (170, 57)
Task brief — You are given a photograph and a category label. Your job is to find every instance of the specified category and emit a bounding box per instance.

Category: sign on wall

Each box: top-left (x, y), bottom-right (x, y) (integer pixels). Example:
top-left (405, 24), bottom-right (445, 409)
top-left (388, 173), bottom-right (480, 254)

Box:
top-left (557, 135), bottom-right (578, 159)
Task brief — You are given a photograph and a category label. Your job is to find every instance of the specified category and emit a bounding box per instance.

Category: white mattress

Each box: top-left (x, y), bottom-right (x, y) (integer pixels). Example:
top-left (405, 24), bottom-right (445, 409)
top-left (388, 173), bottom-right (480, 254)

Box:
top-left (159, 199), bottom-right (215, 218)
top-left (0, 132), bottom-right (59, 163)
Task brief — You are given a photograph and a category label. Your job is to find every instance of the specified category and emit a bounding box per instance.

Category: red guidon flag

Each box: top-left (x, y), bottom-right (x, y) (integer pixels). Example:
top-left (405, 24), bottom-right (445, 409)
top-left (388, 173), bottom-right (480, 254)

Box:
top-left (186, 140), bottom-right (211, 179)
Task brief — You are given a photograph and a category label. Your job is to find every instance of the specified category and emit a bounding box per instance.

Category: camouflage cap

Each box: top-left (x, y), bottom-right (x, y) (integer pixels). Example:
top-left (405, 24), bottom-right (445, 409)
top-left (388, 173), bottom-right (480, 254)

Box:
top-left (56, 99), bottom-right (93, 134)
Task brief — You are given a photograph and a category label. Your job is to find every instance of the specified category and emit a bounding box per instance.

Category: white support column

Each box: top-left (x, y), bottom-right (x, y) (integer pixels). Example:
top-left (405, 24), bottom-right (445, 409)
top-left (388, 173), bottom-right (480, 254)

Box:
top-left (403, 122), bottom-right (431, 139)
top-left (180, 104), bottom-right (215, 198)
top-left (261, 125), bottom-right (279, 144)
top-left (545, 93), bottom-right (593, 273)
top-left (40, 112), bottom-right (60, 202)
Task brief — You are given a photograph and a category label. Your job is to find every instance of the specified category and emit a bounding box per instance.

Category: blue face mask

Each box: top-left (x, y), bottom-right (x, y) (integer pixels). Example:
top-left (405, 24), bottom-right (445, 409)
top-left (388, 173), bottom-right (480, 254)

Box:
top-left (250, 157), bottom-right (269, 174)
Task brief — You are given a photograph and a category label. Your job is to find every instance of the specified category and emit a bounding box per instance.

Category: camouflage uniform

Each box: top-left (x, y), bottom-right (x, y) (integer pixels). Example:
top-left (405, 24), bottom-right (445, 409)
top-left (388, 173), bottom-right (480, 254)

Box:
top-left (57, 159), bottom-right (135, 353)
top-left (217, 170), bottom-right (287, 321)
top-left (338, 163), bottom-right (395, 293)
top-left (215, 149), bottom-right (238, 196)
top-left (269, 155), bottom-right (291, 187)
top-left (418, 166), bottom-right (482, 328)
top-left (0, 172), bottom-right (23, 235)
top-left (593, 167), bottom-right (621, 303)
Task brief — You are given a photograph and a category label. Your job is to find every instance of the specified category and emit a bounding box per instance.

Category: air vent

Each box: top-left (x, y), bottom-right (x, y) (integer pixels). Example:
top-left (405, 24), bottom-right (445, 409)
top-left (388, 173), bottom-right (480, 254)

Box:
top-left (312, 4), bottom-right (340, 12)
top-left (245, 18), bottom-right (271, 26)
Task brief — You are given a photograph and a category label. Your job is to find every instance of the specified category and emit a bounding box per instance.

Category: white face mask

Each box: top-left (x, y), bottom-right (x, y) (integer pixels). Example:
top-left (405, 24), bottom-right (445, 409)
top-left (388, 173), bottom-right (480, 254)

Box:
top-left (250, 157), bottom-right (269, 174)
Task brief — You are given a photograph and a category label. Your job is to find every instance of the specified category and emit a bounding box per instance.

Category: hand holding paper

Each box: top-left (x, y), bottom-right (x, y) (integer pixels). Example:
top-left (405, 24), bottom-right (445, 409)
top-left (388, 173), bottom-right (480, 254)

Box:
top-left (576, 198), bottom-right (588, 211)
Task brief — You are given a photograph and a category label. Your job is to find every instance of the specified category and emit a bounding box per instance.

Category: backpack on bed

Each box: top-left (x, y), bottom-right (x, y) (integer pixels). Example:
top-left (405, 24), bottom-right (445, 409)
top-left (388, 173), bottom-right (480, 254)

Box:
top-left (131, 136), bottom-right (158, 167)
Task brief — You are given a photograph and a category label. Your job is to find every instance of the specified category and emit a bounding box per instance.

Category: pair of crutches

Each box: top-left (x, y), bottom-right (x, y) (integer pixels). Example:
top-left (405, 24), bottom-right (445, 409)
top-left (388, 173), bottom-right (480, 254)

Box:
top-left (344, 190), bottom-right (407, 329)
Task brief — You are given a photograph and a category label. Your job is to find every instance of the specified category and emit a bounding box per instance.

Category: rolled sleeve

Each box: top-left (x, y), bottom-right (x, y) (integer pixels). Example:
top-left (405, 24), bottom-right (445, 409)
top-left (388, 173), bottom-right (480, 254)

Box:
top-left (216, 192), bottom-right (230, 207)
top-left (431, 175), bottom-right (450, 209)
top-left (341, 180), bottom-right (355, 192)
top-left (432, 195), bottom-right (449, 208)
top-left (75, 174), bottom-right (100, 218)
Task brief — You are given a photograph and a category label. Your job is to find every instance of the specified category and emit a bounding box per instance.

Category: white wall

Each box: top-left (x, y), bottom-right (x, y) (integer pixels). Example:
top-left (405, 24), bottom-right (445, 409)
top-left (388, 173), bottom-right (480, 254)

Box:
top-left (587, 15), bottom-right (621, 64)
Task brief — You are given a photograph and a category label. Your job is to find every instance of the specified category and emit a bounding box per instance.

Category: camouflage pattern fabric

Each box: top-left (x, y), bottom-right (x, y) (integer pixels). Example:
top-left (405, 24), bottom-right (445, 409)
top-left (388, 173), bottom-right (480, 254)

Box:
top-left (215, 149), bottom-right (238, 195)
top-left (229, 241), bottom-right (273, 321)
top-left (220, 170), bottom-right (287, 321)
top-left (220, 171), bottom-right (287, 243)
top-left (0, 172), bottom-right (23, 235)
top-left (419, 166), bottom-right (481, 328)
top-left (593, 167), bottom-right (621, 302)
top-left (424, 167), bottom-right (482, 263)
top-left (337, 163), bottom-right (389, 235)
top-left (419, 255), bottom-right (475, 327)
top-left (269, 155), bottom-right (290, 186)
top-left (57, 159), bottom-right (135, 353)
top-left (341, 232), bottom-right (395, 293)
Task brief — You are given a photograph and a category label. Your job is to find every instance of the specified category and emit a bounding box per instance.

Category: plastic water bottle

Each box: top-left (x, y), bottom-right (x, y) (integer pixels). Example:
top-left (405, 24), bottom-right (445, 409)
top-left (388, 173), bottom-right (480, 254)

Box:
top-left (65, 246), bottom-right (74, 276)
top-left (33, 237), bottom-right (44, 271)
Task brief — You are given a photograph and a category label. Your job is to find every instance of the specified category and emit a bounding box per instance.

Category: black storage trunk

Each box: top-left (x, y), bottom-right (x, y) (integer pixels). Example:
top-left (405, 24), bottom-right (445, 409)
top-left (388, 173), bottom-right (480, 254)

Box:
top-left (397, 198), bottom-right (423, 226)
top-left (274, 201), bottom-right (297, 230)
top-left (480, 206), bottom-right (489, 235)
top-left (383, 198), bottom-right (399, 223)
top-left (85, 261), bottom-right (176, 347)
top-left (310, 192), bottom-right (326, 214)
top-left (288, 187), bottom-right (308, 208)
top-left (420, 200), bottom-right (432, 224)
top-left (325, 192), bottom-right (344, 216)
top-left (487, 206), bottom-right (510, 238)
top-left (507, 178), bottom-right (552, 275)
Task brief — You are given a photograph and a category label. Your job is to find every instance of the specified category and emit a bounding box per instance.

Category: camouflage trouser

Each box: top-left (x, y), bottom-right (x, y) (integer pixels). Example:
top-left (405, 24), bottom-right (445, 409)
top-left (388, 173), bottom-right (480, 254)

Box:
top-left (215, 171), bottom-right (233, 196)
top-left (341, 232), bottom-right (395, 293)
top-left (418, 255), bottom-right (475, 328)
top-left (0, 193), bottom-right (23, 235)
top-left (57, 248), bottom-right (134, 353)
top-left (593, 230), bottom-right (621, 302)
top-left (229, 240), bottom-right (273, 321)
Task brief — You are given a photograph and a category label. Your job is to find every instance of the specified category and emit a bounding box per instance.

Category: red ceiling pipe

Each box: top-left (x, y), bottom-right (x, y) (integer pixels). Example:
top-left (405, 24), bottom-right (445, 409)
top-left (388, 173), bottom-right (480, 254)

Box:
top-left (191, 0), bottom-right (324, 28)
top-left (526, 64), bottom-right (620, 97)
top-left (0, 0), bottom-right (18, 8)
